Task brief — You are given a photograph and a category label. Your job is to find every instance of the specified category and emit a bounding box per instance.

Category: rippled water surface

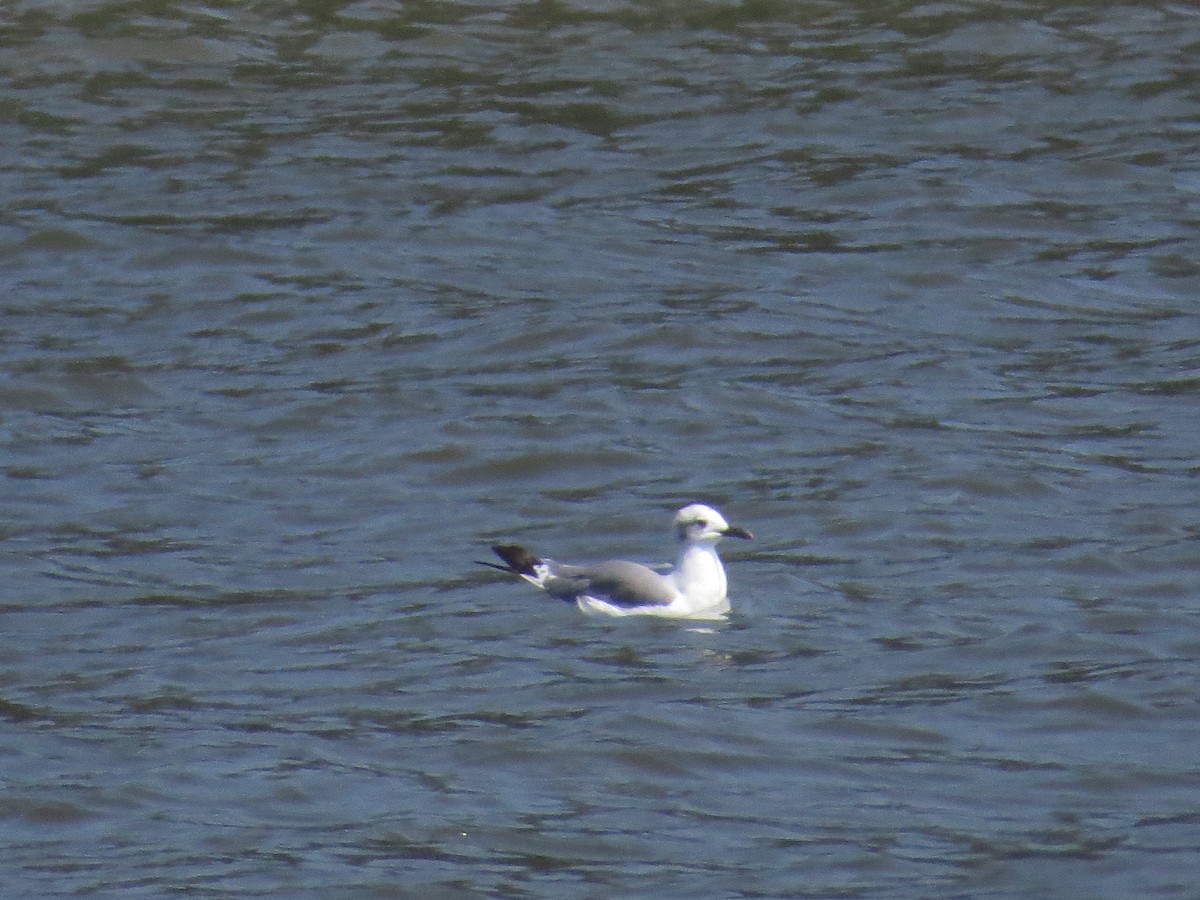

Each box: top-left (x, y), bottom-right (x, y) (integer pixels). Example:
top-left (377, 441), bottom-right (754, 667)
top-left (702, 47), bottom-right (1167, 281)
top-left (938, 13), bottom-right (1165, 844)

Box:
top-left (3, 1), bottom-right (1200, 896)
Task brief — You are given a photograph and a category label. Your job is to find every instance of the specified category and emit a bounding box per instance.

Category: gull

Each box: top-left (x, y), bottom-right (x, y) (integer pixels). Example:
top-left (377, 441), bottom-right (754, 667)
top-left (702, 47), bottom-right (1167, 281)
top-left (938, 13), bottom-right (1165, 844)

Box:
top-left (481, 503), bottom-right (752, 619)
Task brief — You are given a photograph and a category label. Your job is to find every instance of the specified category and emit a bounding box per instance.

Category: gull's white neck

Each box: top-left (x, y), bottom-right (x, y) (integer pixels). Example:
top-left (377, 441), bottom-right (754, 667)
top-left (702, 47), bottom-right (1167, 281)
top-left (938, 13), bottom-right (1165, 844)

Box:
top-left (672, 539), bottom-right (728, 606)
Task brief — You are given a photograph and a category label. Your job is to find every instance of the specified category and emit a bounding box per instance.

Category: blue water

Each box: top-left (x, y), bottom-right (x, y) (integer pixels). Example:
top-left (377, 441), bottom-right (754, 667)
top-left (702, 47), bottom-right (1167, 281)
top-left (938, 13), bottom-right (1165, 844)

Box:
top-left (2, 2), bottom-right (1199, 896)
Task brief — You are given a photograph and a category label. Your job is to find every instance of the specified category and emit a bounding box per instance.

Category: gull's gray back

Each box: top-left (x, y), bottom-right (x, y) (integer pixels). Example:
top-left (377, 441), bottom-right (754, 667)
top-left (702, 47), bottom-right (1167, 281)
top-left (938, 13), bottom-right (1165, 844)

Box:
top-left (544, 560), bottom-right (675, 607)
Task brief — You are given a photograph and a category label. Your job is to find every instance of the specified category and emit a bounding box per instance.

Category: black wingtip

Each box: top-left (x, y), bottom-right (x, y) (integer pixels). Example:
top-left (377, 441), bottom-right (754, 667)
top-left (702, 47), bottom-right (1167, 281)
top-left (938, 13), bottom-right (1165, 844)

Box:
top-left (489, 544), bottom-right (541, 577)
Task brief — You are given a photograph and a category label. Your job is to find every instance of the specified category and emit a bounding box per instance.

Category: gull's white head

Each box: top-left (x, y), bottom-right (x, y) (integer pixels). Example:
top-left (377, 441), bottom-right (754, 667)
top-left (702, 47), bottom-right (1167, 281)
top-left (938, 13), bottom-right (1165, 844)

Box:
top-left (673, 503), bottom-right (754, 544)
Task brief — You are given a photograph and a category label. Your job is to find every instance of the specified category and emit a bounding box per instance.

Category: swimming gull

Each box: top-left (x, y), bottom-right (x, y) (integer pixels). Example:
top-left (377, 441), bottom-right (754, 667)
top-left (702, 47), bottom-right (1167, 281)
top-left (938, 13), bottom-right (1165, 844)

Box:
top-left (481, 503), bottom-right (752, 619)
